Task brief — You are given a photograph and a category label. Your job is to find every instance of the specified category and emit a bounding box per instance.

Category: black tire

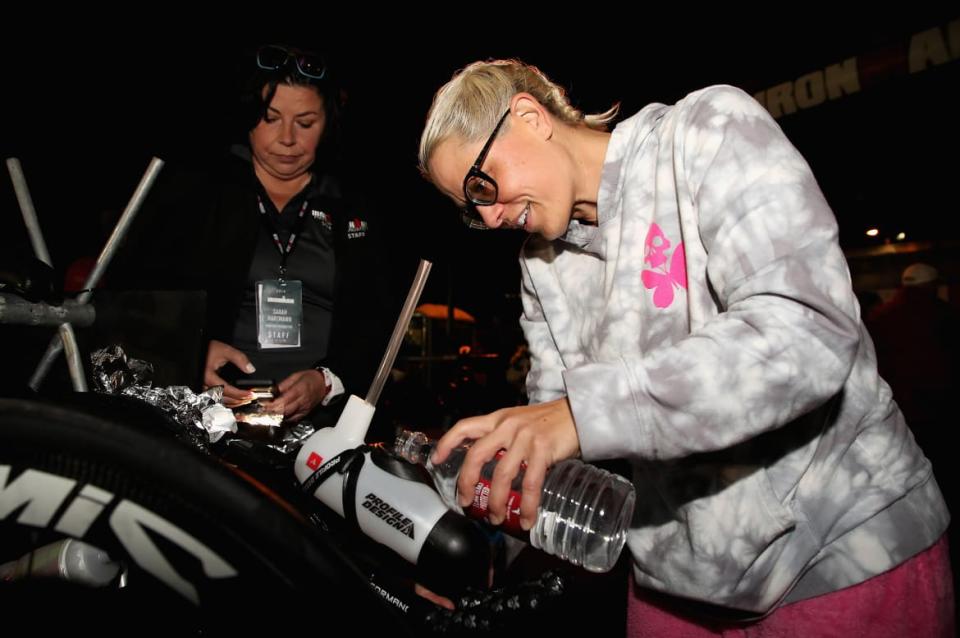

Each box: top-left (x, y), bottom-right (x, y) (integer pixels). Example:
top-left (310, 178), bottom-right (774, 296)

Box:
top-left (0, 397), bottom-right (409, 634)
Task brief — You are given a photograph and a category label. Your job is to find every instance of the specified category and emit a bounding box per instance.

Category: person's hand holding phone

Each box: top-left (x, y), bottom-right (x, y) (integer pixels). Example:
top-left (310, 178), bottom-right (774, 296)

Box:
top-left (261, 369), bottom-right (329, 422)
top-left (203, 340), bottom-right (257, 407)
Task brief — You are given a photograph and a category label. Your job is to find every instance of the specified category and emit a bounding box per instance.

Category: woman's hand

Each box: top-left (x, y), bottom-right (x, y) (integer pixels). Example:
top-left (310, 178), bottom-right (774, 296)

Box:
top-left (203, 340), bottom-right (255, 407)
top-left (432, 398), bottom-right (580, 530)
top-left (261, 369), bottom-right (329, 422)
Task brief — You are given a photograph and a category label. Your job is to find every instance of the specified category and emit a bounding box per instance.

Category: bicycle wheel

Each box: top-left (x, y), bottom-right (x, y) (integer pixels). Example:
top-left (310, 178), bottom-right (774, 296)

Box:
top-left (0, 397), bottom-right (407, 634)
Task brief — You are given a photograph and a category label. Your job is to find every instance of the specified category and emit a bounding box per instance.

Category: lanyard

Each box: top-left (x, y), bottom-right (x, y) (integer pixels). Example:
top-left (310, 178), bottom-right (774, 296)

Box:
top-left (257, 195), bottom-right (310, 280)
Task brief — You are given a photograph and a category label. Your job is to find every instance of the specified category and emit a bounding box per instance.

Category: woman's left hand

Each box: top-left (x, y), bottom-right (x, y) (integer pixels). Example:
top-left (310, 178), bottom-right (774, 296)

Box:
top-left (432, 398), bottom-right (581, 531)
top-left (261, 369), bottom-right (329, 422)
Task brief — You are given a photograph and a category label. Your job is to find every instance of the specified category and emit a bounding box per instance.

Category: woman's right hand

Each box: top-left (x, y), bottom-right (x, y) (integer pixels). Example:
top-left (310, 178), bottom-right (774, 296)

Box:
top-left (432, 398), bottom-right (581, 531)
top-left (203, 339), bottom-right (256, 407)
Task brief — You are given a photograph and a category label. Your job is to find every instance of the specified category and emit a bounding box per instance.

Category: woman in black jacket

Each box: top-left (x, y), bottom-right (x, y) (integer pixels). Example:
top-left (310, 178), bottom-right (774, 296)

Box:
top-left (120, 44), bottom-right (390, 424)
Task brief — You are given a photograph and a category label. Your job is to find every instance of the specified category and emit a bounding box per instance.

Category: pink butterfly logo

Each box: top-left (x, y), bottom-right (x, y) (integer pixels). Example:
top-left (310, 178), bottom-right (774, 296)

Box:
top-left (641, 224), bottom-right (687, 308)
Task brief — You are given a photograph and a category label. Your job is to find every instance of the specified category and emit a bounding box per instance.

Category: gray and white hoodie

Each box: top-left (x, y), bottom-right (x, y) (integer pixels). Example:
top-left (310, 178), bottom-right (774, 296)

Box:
top-left (519, 85), bottom-right (948, 614)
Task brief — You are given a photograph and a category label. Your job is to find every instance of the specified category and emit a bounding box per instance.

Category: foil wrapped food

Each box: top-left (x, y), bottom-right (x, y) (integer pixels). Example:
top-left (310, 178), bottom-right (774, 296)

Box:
top-left (231, 386), bottom-right (284, 427)
top-left (90, 344), bottom-right (154, 393)
top-left (90, 345), bottom-right (236, 446)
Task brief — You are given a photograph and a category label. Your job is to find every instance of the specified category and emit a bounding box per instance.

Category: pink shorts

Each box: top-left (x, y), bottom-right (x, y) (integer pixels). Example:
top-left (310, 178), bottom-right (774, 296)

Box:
top-left (626, 534), bottom-right (955, 637)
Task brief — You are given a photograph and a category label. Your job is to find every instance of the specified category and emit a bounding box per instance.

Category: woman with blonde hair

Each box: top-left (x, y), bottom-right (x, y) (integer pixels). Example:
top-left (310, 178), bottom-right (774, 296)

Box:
top-left (420, 59), bottom-right (953, 636)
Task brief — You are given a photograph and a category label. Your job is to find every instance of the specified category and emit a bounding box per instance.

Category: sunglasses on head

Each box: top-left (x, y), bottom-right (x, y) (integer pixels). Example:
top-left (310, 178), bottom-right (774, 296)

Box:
top-left (256, 45), bottom-right (326, 80)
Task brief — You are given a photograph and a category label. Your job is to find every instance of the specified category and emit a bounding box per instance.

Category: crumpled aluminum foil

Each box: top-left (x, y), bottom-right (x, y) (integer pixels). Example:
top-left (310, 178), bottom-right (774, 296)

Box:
top-left (90, 344), bottom-right (154, 393)
top-left (233, 402), bottom-right (285, 427)
top-left (269, 420), bottom-right (317, 455)
top-left (90, 345), bottom-right (236, 447)
top-left (220, 420), bottom-right (318, 469)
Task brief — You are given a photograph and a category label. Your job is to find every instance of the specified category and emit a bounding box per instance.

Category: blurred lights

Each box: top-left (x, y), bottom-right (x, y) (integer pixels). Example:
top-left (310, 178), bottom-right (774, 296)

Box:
top-left (866, 228), bottom-right (879, 237)
top-left (896, 232), bottom-right (906, 241)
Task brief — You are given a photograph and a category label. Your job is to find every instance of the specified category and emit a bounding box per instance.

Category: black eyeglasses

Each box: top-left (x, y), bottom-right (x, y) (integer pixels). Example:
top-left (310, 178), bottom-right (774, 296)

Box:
top-left (256, 45), bottom-right (327, 80)
top-left (460, 110), bottom-right (510, 229)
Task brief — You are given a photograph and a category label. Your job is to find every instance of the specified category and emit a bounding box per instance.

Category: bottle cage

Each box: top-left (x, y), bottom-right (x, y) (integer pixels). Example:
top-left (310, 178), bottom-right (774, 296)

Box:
top-left (301, 444), bottom-right (372, 532)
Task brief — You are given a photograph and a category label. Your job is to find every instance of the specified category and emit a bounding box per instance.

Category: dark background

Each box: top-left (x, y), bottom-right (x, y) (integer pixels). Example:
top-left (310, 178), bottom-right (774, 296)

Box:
top-left (0, 15), bottom-right (956, 629)
top-left (2, 13), bottom-right (958, 377)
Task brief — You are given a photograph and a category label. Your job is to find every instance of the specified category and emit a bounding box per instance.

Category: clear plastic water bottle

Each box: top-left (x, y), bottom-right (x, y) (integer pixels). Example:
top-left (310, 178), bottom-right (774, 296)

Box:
top-left (394, 430), bottom-right (635, 573)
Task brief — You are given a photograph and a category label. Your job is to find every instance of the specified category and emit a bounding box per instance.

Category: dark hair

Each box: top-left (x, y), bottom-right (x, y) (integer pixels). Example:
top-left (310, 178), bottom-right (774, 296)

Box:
top-left (237, 45), bottom-right (343, 169)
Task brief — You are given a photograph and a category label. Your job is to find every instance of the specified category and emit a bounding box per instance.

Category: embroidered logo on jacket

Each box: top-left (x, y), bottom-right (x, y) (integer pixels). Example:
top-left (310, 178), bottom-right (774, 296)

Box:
top-left (311, 209), bottom-right (333, 231)
top-left (347, 218), bottom-right (368, 239)
top-left (641, 223), bottom-right (687, 308)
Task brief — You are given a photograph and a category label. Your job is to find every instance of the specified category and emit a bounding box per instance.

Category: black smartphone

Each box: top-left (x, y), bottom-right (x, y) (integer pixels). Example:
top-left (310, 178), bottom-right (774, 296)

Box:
top-left (234, 378), bottom-right (275, 389)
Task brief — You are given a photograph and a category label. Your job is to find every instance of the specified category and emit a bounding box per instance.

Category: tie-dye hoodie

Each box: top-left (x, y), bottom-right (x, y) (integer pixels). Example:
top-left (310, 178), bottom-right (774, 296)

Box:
top-left (519, 85), bottom-right (948, 614)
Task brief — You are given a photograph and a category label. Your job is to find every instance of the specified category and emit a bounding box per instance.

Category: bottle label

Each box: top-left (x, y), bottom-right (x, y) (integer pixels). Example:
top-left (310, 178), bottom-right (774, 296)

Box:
top-left (466, 451), bottom-right (524, 534)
